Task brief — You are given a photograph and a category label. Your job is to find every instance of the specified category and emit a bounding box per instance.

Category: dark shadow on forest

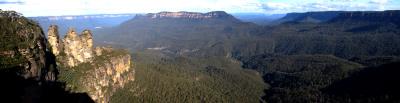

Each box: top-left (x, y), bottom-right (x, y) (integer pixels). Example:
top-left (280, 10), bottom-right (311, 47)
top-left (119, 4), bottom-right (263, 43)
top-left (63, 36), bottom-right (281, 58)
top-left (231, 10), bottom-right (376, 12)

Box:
top-left (0, 50), bottom-right (94, 103)
top-left (323, 62), bottom-right (400, 102)
top-left (0, 67), bottom-right (94, 103)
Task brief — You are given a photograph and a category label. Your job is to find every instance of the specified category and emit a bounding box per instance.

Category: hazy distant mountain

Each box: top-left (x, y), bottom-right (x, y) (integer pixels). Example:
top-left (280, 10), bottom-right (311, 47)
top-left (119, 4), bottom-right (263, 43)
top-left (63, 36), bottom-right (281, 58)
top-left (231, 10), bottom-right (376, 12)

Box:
top-left (275, 11), bottom-right (344, 23)
top-left (232, 13), bottom-right (285, 25)
top-left (95, 11), bottom-right (260, 56)
top-left (29, 14), bottom-right (136, 35)
top-left (95, 10), bottom-right (400, 58)
top-left (329, 10), bottom-right (400, 24)
top-left (275, 10), bottom-right (400, 25)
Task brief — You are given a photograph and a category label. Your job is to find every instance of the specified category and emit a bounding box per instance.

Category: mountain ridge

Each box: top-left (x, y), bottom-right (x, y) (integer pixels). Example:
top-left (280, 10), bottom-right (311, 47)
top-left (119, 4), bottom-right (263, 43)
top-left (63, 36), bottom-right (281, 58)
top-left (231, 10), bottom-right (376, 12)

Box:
top-left (276, 10), bottom-right (400, 24)
top-left (136, 11), bottom-right (235, 19)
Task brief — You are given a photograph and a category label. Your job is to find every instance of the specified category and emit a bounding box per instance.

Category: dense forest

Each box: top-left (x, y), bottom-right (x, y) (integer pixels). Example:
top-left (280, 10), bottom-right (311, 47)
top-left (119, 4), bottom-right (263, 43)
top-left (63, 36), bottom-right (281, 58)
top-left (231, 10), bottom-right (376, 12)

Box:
top-left (110, 51), bottom-right (266, 103)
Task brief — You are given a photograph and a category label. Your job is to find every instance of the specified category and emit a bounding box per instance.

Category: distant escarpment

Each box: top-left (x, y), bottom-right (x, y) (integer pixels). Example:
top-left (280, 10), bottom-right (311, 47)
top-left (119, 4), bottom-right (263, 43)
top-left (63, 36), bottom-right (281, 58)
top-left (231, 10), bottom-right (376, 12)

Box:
top-left (277, 11), bottom-right (344, 23)
top-left (277, 10), bottom-right (400, 24)
top-left (136, 11), bottom-right (237, 20)
top-left (47, 26), bottom-right (135, 103)
top-left (95, 11), bottom-right (258, 56)
top-left (329, 10), bottom-right (400, 24)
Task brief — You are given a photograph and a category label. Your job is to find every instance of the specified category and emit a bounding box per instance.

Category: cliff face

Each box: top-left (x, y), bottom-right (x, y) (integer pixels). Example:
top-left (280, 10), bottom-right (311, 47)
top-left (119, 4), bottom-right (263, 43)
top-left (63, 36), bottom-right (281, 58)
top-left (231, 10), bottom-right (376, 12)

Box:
top-left (330, 10), bottom-right (400, 24)
top-left (277, 10), bottom-right (400, 24)
top-left (81, 30), bottom-right (94, 59)
top-left (278, 11), bottom-right (343, 23)
top-left (0, 10), bottom-right (56, 80)
top-left (47, 25), bottom-right (61, 56)
top-left (82, 49), bottom-right (134, 103)
top-left (47, 26), bottom-right (134, 103)
top-left (139, 11), bottom-right (235, 19)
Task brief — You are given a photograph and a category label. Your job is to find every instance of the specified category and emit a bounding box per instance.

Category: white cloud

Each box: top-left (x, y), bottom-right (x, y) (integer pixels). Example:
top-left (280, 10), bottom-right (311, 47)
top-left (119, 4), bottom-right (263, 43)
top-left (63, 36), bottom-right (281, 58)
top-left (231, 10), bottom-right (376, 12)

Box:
top-left (329, 0), bottom-right (354, 2)
top-left (261, 0), bottom-right (396, 14)
top-left (262, 2), bottom-right (291, 11)
top-left (369, 0), bottom-right (390, 10)
top-left (369, 0), bottom-right (389, 4)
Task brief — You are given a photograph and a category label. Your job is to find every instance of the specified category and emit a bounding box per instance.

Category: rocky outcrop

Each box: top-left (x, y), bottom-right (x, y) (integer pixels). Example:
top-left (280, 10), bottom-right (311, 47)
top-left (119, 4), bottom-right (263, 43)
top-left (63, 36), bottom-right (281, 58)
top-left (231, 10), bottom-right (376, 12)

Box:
top-left (47, 26), bottom-right (96, 68)
top-left (82, 49), bottom-right (134, 103)
top-left (1, 10), bottom-right (96, 103)
top-left (0, 10), bottom-right (56, 80)
top-left (47, 25), bottom-right (61, 56)
top-left (80, 30), bottom-right (94, 59)
top-left (94, 47), bottom-right (103, 56)
top-left (47, 26), bottom-right (134, 103)
top-left (140, 11), bottom-right (234, 19)
top-left (48, 27), bottom-right (94, 67)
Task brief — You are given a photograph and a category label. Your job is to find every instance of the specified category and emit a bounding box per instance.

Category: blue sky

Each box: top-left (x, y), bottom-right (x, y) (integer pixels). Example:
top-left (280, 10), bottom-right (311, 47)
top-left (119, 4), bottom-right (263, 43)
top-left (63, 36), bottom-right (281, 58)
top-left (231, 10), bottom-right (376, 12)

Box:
top-left (0, 0), bottom-right (399, 16)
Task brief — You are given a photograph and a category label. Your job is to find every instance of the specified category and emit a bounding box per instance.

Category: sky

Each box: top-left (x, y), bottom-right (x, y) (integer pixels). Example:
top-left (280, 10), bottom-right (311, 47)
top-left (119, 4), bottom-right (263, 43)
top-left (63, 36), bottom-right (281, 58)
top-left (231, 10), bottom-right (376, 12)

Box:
top-left (0, 0), bottom-right (399, 17)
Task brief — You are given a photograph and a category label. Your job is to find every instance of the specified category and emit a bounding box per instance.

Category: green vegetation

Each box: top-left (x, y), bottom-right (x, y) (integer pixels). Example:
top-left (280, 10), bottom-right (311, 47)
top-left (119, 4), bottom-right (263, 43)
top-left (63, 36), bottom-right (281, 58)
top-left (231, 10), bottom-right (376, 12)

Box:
top-left (241, 54), bottom-right (363, 102)
top-left (57, 62), bottom-right (92, 92)
top-left (0, 10), bottom-right (43, 70)
top-left (110, 51), bottom-right (266, 103)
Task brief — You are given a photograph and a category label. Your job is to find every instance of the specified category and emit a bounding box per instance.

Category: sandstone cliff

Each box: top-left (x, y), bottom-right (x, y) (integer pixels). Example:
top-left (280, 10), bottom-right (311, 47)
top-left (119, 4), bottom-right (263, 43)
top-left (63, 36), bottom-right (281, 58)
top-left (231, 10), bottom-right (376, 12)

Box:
top-left (47, 26), bottom-right (134, 103)
top-left (331, 10), bottom-right (400, 24)
top-left (47, 25), bottom-right (61, 56)
top-left (81, 48), bottom-right (134, 103)
top-left (62, 28), bottom-right (93, 67)
top-left (47, 26), bottom-right (95, 67)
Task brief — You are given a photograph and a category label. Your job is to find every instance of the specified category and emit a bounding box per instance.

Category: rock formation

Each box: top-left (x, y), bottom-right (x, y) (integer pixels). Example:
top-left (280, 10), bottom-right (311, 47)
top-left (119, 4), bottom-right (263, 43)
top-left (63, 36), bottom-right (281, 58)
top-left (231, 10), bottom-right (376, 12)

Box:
top-left (47, 25), bottom-right (134, 103)
top-left (47, 25), bottom-right (61, 56)
top-left (48, 27), bottom-right (94, 67)
top-left (80, 30), bottom-right (94, 60)
top-left (82, 48), bottom-right (134, 103)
